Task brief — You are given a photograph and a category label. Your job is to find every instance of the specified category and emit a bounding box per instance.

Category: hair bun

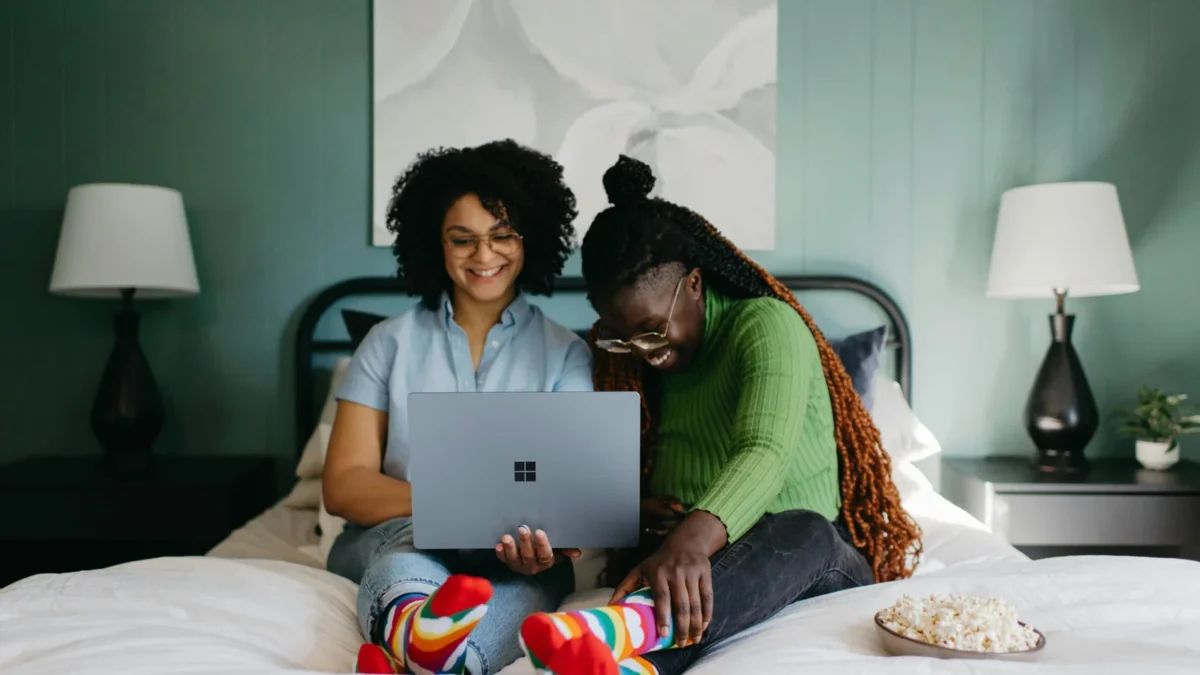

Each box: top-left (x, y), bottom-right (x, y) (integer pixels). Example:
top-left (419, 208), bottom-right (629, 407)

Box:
top-left (602, 155), bottom-right (655, 206)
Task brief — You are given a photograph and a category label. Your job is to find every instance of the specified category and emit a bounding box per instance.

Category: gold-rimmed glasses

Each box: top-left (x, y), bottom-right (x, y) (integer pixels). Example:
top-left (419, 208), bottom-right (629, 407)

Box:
top-left (594, 276), bottom-right (685, 354)
top-left (443, 230), bottom-right (524, 259)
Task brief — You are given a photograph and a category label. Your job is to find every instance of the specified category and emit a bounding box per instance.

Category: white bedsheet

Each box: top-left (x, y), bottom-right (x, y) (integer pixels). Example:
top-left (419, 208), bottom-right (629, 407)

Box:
top-left (3, 494), bottom-right (1198, 674)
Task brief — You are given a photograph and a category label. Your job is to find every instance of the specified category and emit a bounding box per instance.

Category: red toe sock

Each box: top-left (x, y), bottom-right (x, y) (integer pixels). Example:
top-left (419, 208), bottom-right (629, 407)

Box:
top-left (354, 643), bottom-right (400, 674)
top-left (546, 634), bottom-right (620, 675)
top-left (428, 574), bottom-right (494, 617)
top-left (521, 612), bottom-right (568, 669)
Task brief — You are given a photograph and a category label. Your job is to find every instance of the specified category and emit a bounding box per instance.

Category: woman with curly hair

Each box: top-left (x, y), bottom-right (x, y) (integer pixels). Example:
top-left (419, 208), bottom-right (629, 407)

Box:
top-left (518, 156), bottom-right (922, 675)
top-left (324, 139), bottom-right (591, 675)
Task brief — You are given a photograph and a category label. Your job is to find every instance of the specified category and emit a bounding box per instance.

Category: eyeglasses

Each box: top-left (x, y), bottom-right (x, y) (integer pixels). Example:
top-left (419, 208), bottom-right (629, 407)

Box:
top-left (594, 276), bottom-right (685, 354)
top-left (443, 230), bottom-right (523, 259)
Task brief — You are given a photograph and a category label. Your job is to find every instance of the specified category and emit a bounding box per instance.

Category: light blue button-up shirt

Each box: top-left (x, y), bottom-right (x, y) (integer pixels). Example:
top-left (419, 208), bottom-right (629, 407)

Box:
top-left (335, 292), bottom-right (594, 481)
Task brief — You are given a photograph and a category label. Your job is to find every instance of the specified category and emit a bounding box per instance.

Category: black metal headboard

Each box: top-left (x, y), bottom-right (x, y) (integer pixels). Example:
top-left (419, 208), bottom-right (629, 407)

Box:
top-left (294, 275), bottom-right (912, 456)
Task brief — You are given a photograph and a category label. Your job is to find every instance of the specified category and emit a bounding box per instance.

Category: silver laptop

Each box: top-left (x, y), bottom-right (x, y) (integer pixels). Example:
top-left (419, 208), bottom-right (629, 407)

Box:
top-left (408, 391), bottom-right (642, 550)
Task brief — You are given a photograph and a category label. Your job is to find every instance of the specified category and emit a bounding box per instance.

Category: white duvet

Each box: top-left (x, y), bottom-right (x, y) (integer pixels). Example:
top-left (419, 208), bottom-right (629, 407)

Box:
top-left (3, 550), bottom-right (1199, 674)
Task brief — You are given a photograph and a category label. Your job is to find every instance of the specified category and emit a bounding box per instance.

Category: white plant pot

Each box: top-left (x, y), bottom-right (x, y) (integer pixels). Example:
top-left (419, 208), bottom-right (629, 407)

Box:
top-left (1136, 439), bottom-right (1179, 470)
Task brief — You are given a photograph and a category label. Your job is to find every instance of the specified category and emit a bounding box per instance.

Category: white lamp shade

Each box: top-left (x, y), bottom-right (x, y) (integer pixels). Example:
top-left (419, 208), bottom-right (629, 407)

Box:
top-left (986, 182), bottom-right (1139, 299)
top-left (49, 183), bottom-right (199, 299)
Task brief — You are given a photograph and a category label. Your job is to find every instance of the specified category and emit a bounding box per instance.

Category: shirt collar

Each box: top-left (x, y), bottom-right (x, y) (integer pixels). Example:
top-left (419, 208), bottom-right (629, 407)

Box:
top-left (440, 291), bottom-right (532, 330)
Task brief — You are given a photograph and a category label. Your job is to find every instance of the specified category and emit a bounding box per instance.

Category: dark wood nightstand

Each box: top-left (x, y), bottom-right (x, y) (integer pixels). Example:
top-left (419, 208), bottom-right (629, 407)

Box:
top-left (942, 456), bottom-right (1200, 561)
top-left (0, 454), bottom-right (277, 588)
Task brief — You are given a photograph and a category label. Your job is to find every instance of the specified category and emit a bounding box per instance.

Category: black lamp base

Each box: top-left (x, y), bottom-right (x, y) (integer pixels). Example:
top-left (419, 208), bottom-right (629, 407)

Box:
top-left (1032, 446), bottom-right (1090, 474)
top-left (91, 288), bottom-right (164, 476)
top-left (1024, 295), bottom-right (1099, 476)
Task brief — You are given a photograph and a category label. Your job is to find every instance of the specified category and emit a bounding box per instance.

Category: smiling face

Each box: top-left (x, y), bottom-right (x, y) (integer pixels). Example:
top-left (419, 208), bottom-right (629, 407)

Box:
top-left (442, 193), bottom-right (525, 307)
top-left (593, 264), bottom-right (707, 374)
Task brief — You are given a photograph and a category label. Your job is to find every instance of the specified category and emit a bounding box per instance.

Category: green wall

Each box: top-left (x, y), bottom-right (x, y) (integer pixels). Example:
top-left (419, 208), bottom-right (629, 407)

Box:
top-left (2, 0), bottom-right (1198, 477)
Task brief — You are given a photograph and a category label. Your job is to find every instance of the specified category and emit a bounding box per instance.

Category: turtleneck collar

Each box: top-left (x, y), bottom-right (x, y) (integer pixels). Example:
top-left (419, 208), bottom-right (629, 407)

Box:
top-left (697, 285), bottom-right (734, 362)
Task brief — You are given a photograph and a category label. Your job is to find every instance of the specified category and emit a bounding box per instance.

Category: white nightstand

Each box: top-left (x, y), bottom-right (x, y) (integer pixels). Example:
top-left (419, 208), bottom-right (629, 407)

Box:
top-left (941, 457), bottom-right (1200, 561)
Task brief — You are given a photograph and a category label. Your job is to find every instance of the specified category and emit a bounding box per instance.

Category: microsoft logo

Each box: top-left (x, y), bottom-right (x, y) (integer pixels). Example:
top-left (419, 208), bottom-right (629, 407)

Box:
top-left (514, 461), bottom-right (537, 482)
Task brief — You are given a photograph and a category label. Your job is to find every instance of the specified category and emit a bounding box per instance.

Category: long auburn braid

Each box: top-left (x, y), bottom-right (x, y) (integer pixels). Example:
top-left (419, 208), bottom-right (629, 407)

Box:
top-left (583, 156), bottom-right (922, 584)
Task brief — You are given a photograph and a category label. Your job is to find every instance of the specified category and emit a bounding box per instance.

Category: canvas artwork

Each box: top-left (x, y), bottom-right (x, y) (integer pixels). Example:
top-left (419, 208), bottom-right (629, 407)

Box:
top-left (371, 0), bottom-right (777, 250)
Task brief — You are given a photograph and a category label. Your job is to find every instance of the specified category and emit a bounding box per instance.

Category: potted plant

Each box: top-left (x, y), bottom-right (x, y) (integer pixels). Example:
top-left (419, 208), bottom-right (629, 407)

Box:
top-left (1116, 386), bottom-right (1200, 470)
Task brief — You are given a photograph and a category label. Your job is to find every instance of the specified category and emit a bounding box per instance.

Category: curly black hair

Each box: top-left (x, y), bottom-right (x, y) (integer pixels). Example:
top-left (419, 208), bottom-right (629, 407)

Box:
top-left (582, 155), bottom-right (922, 584)
top-left (385, 138), bottom-right (578, 310)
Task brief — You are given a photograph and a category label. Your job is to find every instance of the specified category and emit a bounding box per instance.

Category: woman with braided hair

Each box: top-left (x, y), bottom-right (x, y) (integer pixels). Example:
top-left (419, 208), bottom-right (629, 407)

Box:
top-left (517, 155), bottom-right (922, 675)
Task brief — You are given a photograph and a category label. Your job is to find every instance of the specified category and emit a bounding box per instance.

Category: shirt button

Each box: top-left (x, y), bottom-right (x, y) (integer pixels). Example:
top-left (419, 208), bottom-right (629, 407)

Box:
top-left (491, 341), bottom-right (499, 348)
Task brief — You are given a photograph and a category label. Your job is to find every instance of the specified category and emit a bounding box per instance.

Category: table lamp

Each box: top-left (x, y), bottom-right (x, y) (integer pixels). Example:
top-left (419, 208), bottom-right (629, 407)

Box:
top-left (49, 183), bottom-right (199, 472)
top-left (986, 181), bottom-right (1139, 474)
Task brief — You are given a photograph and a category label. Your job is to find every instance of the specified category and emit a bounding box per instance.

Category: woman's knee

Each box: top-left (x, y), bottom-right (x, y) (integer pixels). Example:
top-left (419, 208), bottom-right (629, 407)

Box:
top-left (763, 510), bottom-right (873, 583)
top-left (762, 509), bottom-right (838, 548)
top-left (329, 518), bottom-right (417, 576)
top-left (778, 511), bottom-right (874, 591)
top-left (326, 525), bottom-right (369, 581)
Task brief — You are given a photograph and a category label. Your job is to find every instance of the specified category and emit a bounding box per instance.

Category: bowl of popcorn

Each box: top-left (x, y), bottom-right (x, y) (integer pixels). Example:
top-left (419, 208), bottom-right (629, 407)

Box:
top-left (874, 594), bottom-right (1046, 661)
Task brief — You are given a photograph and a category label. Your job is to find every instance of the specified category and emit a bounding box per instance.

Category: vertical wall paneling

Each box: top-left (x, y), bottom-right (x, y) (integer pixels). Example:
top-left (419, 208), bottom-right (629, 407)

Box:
top-left (1084, 0), bottom-right (1200, 454)
top-left (979, 0), bottom-right (1037, 455)
top-left (62, 0), bottom-right (107, 189)
top-left (1, 0), bottom-right (1199, 469)
top-left (12, 0), bottom-right (64, 210)
top-left (0, 1), bottom-right (16, 211)
top-left (772, 0), bottom-right (805, 274)
top-left (910, 0), bottom-right (986, 451)
top-left (317, 0), bottom-right (375, 284)
top-left (1032, 0), bottom-right (1077, 184)
top-left (796, 0), bottom-right (873, 333)
top-left (868, 0), bottom-right (914, 309)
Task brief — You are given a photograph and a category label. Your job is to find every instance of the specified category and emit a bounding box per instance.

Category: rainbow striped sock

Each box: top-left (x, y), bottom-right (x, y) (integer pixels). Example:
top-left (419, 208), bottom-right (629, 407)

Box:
top-left (618, 655), bottom-right (658, 675)
top-left (523, 631), bottom-right (660, 675)
top-left (520, 588), bottom-right (673, 674)
top-left (381, 574), bottom-right (493, 674)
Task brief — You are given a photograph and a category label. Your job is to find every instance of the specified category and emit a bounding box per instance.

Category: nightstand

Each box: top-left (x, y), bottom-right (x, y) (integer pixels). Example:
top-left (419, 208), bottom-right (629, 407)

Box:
top-left (942, 457), bottom-right (1200, 561)
top-left (0, 454), bottom-right (277, 588)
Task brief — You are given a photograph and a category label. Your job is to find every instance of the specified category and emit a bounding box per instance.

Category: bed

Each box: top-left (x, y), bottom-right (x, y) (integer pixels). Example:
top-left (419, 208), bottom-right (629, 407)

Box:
top-left (3, 274), bottom-right (1199, 675)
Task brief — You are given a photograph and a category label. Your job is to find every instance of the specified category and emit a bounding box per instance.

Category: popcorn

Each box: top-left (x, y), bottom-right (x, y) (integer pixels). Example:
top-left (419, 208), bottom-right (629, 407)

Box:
top-left (877, 594), bottom-right (1042, 653)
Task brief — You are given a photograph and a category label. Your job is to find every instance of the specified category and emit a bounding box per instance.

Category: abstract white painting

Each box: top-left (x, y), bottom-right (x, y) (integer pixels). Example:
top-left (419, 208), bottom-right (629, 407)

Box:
top-left (371, 0), bottom-right (777, 250)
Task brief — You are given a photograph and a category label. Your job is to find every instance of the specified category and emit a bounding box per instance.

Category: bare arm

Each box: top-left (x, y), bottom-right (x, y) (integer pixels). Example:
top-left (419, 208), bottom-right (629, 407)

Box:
top-left (322, 399), bottom-right (412, 526)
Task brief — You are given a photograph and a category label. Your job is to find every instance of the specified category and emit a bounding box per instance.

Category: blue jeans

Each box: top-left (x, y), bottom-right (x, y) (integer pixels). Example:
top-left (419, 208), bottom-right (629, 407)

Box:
top-left (327, 517), bottom-right (575, 675)
top-left (635, 510), bottom-right (874, 675)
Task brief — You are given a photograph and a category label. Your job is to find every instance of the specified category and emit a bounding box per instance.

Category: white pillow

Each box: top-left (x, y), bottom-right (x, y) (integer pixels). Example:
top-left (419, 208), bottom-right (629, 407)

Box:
top-left (890, 461), bottom-right (934, 503)
top-left (295, 357), bottom-right (352, 480)
top-left (281, 478), bottom-right (322, 509)
top-left (868, 373), bottom-right (941, 464)
top-left (295, 423), bottom-right (331, 481)
top-left (319, 357), bottom-right (353, 425)
top-left (318, 496), bottom-right (346, 561)
top-left (306, 421), bottom-right (346, 559)
top-left (288, 419), bottom-right (348, 559)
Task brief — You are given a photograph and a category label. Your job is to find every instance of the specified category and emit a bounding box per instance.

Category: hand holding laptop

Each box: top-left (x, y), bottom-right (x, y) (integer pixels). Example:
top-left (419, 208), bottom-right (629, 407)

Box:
top-left (495, 525), bottom-right (582, 575)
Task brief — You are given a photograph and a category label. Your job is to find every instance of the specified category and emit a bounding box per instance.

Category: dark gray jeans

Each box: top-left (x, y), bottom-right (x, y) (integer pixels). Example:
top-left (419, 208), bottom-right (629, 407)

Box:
top-left (641, 509), bottom-right (874, 675)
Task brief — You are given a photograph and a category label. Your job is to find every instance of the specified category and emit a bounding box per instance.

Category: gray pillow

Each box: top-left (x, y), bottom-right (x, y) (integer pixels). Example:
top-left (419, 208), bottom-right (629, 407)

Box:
top-left (829, 325), bottom-right (888, 410)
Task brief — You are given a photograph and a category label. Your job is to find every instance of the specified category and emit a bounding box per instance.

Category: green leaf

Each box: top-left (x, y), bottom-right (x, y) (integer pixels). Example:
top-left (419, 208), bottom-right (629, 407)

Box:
top-left (1119, 426), bottom-right (1155, 440)
top-left (1120, 386), bottom-right (1200, 440)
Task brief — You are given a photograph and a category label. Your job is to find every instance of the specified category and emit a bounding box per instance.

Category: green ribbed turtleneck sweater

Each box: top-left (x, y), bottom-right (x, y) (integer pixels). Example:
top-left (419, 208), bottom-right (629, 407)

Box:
top-left (649, 288), bottom-right (841, 542)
